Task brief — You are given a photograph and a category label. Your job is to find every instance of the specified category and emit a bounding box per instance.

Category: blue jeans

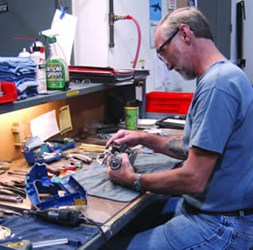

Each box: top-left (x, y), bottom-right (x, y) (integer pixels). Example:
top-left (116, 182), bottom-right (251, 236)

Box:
top-left (127, 211), bottom-right (253, 249)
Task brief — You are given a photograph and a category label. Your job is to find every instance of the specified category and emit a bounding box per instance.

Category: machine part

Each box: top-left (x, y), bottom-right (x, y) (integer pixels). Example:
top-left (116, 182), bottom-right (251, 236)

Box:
top-left (104, 144), bottom-right (138, 170)
top-left (0, 226), bottom-right (11, 240)
top-left (109, 154), bottom-right (122, 170)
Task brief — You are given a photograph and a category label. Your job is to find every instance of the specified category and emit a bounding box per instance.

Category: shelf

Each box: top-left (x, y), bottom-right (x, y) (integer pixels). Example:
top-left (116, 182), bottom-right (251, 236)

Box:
top-left (0, 82), bottom-right (113, 115)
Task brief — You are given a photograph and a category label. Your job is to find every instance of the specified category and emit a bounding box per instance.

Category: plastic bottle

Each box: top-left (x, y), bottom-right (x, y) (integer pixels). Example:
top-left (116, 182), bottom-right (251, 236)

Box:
top-left (18, 48), bottom-right (30, 57)
top-left (45, 35), bottom-right (69, 90)
top-left (30, 40), bottom-right (47, 94)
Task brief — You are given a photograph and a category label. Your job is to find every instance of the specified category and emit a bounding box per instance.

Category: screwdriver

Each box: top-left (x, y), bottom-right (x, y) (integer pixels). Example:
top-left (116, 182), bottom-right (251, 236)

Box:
top-left (0, 238), bottom-right (68, 249)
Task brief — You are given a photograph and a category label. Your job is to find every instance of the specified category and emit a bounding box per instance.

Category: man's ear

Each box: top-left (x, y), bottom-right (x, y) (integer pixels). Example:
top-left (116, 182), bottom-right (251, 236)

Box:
top-left (179, 24), bottom-right (192, 45)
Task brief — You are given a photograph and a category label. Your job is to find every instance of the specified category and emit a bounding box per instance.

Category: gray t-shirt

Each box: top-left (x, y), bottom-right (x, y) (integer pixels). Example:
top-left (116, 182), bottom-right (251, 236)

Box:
top-left (183, 60), bottom-right (253, 212)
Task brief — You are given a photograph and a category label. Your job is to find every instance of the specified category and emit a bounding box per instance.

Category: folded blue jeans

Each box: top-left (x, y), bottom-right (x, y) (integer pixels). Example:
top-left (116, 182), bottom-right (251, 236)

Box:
top-left (127, 210), bottom-right (253, 249)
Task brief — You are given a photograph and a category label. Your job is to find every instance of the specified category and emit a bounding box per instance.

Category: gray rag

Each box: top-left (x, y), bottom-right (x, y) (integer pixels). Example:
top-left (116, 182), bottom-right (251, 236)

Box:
top-left (69, 153), bottom-right (182, 202)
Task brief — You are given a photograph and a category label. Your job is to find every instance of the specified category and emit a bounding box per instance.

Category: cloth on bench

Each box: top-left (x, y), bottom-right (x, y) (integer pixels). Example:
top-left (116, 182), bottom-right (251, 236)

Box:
top-left (69, 153), bottom-right (181, 202)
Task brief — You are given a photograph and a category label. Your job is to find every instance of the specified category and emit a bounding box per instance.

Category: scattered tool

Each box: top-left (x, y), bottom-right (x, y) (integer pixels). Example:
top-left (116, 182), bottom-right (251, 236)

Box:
top-left (0, 185), bottom-right (26, 198)
top-left (65, 153), bottom-right (92, 164)
top-left (0, 161), bottom-right (10, 175)
top-left (79, 143), bottom-right (105, 153)
top-left (0, 194), bottom-right (23, 204)
top-left (34, 208), bottom-right (89, 227)
top-left (0, 203), bottom-right (91, 228)
top-left (7, 171), bottom-right (26, 177)
top-left (0, 238), bottom-right (68, 249)
top-left (25, 163), bottom-right (87, 209)
top-left (0, 226), bottom-right (11, 240)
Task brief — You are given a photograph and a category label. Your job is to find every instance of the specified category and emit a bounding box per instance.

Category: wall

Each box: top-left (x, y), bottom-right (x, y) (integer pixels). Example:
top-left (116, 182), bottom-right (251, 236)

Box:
top-left (72, 0), bottom-right (253, 94)
top-left (230, 0), bottom-right (252, 83)
top-left (72, 0), bottom-right (196, 94)
top-left (241, 0), bottom-right (253, 82)
top-left (0, 91), bottom-right (107, 161)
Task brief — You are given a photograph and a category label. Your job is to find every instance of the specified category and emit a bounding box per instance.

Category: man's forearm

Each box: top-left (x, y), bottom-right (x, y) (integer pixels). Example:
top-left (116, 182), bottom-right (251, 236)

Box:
top-left (139, 133), bottom-right (186, 160)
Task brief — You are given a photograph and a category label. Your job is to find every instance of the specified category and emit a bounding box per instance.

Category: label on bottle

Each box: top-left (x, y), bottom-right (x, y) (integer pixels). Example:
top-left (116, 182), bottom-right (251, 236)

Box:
top-left (46, 59), bottom-right (68, 90)
top-left (37, 63), bottom-right (47, 93)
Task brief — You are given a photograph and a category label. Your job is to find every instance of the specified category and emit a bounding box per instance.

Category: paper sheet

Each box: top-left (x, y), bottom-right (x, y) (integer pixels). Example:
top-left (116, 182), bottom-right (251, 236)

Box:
top-left (30, 110), bottom-right (60, 141)
top-left (51, 9), bottom-right (78, 64)
top-left (59, 105), bottom-right (73, 134)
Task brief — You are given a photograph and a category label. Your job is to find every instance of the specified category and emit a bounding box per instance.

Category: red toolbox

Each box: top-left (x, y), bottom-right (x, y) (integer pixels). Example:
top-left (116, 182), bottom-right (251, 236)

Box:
top-left (146, 91), bottom-right (194, 115)
top-left (0, 81), bottom-right (18, 104)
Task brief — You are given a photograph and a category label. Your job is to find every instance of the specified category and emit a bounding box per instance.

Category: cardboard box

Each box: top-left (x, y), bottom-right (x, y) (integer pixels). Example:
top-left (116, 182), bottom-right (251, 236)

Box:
top-left (177, 0), bottom-right (189, 8)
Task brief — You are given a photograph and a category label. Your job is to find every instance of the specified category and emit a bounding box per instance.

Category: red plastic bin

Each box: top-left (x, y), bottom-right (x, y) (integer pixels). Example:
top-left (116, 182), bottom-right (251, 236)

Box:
top-left (146, 91), bottom-right (194, 115)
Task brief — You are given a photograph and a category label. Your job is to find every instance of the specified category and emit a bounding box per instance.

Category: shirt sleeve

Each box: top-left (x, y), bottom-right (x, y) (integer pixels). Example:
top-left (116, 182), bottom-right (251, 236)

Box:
top-left (189, 87), bottom-right (240, 154)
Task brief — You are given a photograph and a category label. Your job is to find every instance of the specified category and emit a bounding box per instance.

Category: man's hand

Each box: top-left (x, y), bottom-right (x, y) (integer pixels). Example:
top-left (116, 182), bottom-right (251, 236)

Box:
top-left (106, 129), bottom-right (145, 149)
top-left (107, 153), bottom-right (136, 188)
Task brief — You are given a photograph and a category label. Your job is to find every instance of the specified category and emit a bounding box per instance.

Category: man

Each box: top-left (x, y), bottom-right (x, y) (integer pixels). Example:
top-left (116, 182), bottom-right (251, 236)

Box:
top-left (106, 7), bottom-right (253, 249)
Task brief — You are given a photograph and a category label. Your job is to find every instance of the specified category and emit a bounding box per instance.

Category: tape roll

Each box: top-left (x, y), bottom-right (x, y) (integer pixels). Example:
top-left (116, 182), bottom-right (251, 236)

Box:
top-left (0, 226), bottom-right (11, 240)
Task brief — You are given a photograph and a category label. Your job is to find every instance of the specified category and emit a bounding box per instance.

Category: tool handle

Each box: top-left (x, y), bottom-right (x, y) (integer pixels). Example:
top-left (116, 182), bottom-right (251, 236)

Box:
top-left (35, 209), bottom-right (82, 227)
top-left (0, 240), bottom-right (32, 250)
top-left (46, 166), bottom-right (60, 176)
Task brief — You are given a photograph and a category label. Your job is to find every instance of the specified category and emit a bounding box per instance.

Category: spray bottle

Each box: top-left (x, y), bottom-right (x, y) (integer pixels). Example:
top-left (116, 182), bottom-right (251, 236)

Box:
top-left (41, 29), bottom-right (69, 90)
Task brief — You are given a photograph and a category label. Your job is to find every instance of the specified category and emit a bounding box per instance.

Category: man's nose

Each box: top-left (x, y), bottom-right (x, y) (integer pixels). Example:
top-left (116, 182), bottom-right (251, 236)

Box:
top-left (165, 62), bottom-right (173, 70)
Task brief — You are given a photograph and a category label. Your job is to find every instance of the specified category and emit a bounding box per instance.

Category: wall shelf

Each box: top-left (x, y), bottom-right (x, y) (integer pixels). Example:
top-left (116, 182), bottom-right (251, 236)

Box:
top-left (0, 82), bottom-right (113, 115)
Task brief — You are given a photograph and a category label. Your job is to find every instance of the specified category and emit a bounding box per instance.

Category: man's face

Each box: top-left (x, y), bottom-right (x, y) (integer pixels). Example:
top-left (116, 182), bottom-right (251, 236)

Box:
top-left (155, 26), bottom-right (196, 80)
top-left (172, 41), bottom-right (196, 80)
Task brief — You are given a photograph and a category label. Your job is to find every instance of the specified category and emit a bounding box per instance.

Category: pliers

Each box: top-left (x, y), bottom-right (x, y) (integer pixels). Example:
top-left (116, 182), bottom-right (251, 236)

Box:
top-left (0, 191), bottom-right (23, 203)
top-left (0, 182), bottom-right (26, 198)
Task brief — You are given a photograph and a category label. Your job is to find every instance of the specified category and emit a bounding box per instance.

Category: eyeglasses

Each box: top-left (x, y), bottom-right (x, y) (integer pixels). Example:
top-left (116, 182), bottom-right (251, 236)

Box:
top-left (156, 28), bottom-right (179, 63)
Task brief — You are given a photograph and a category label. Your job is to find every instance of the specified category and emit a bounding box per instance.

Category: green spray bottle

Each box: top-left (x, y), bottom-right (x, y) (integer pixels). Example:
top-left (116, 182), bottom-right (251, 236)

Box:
top-left (41, 29), bottom-right (69, 90)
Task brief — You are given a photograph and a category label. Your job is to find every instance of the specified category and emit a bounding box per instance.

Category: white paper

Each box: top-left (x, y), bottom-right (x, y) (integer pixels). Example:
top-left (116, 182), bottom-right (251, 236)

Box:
top-left (30, 110), bottom-right (60, 141)
top-left (51, 9), bottom-right (78, 64)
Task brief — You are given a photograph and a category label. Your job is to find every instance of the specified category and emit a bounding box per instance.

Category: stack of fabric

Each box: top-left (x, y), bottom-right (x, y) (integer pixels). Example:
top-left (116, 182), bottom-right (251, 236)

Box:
top-left (0, 57), bottom-right (37, 100)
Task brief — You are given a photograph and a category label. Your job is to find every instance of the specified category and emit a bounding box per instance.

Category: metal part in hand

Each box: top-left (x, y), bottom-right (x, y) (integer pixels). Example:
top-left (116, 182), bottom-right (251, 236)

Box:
top-left (109, 155), bottom-right (122, 170)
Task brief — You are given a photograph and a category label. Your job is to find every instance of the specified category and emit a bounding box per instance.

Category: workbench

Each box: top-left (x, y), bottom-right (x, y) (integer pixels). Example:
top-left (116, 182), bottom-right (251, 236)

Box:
top-left (0, 159), bottom-right (168, 250)
top-left (0, 128), bottom-right (182, 249)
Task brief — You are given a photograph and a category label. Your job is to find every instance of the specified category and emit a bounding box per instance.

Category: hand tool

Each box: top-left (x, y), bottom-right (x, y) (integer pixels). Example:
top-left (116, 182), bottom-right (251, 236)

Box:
top-left (0, 203), bottom-right (90, 227)
top-left (34, 208), bottom-right (89, 227)
top-left (0, 186), bottom-right (26, 198)
top-left (0, 238), bottom-right (68, 249)
top-left (65, 153), bottom-right (92, 164)
top-left (7, 171), bottom-right (26, 176)
top-left (79, 143), bottom-right (105, 153)
top-left (0, 208), bottom-right (23, 216)
top-left (0, 194), bottom-right (23, 203)
top-left (0, 181), bottom-right (25, 190)
top-left (44, 165), bottom-right (60, 176)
